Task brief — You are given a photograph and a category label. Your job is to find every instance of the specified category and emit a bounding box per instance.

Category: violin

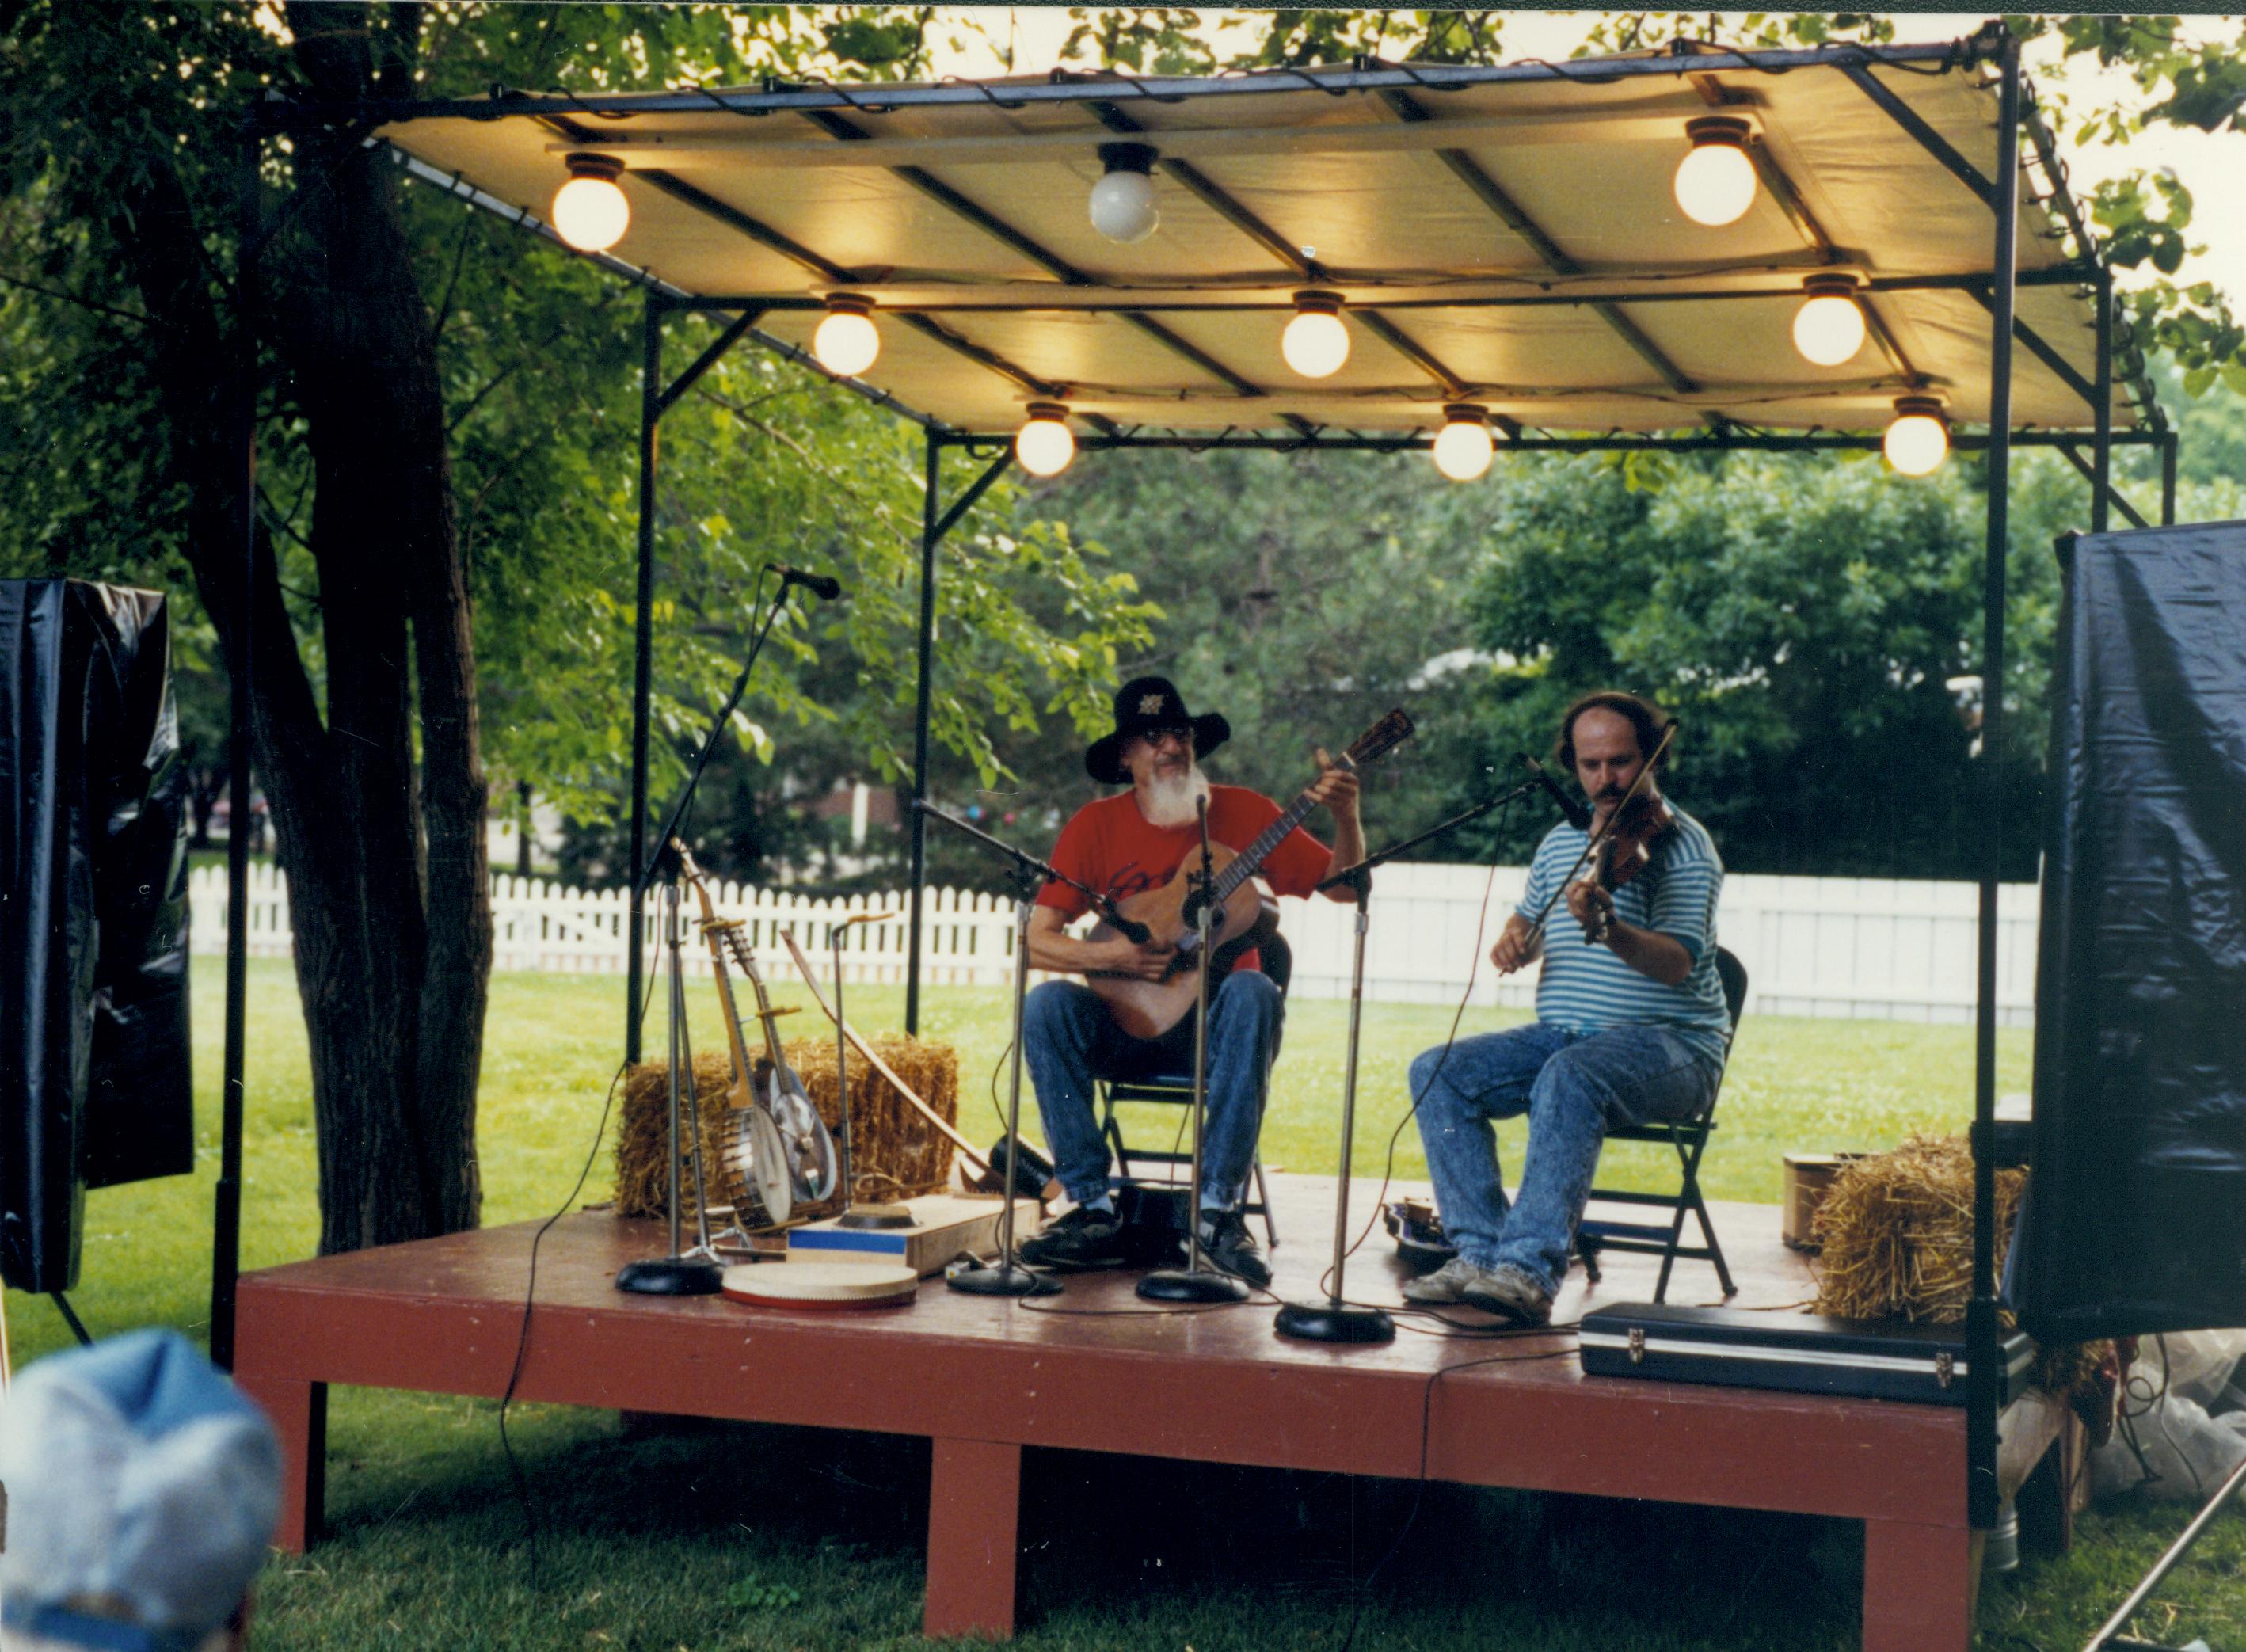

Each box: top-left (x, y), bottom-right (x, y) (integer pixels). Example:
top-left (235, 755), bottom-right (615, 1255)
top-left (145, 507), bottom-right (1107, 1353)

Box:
top-left (1578, 791), bottom-right (1677, 943)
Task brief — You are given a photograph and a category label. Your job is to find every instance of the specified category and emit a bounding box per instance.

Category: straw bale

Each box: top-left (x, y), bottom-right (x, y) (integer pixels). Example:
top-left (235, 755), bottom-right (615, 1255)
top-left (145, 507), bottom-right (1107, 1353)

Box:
top-left (615, 1035), bottom-right (958, 1228)
top-left (1812, 1134), bottom-right (2105, 1396)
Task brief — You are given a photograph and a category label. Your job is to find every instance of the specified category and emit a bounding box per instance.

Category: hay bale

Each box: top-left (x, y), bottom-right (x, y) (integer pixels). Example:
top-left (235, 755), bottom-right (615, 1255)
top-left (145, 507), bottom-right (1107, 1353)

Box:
top-left (1812, 1134), bottom-right (2105, 1397)
top-left (615, 1035), bottom-right (958, 1228)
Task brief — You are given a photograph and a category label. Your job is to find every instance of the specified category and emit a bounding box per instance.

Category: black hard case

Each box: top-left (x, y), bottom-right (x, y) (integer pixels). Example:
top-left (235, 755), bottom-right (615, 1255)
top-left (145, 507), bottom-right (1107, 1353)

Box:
top-left (1578, 1303), bottom-right (2033, 1406)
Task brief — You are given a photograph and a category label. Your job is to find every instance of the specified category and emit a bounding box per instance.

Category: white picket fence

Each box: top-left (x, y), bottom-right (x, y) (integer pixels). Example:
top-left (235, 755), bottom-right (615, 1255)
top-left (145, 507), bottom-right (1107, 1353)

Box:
top-left (187, 860), bottom-right (2041, 1026)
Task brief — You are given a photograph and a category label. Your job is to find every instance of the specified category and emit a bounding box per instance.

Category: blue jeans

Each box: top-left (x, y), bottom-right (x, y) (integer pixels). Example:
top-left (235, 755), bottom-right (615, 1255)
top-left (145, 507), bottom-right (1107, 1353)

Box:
top-left (1410, 1022), bottom-right (1721, 1294)
top-left (1023, 971), bottom-right (1283, 1210)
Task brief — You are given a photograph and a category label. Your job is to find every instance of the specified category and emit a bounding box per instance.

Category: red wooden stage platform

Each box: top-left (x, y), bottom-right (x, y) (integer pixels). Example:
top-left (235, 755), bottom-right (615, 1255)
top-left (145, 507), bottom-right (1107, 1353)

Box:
top-left (234, 1174), bottom-right (2063, 1649)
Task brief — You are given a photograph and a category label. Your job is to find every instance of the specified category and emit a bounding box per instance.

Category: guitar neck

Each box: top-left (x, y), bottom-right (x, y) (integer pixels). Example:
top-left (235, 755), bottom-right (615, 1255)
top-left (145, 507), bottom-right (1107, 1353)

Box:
top-left (1210, 759), bottom-right (1350, 903)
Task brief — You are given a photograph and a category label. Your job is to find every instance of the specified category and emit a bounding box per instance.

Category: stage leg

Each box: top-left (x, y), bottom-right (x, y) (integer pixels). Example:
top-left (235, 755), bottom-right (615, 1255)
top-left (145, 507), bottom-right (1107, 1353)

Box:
top-left (924, 1436), bottom-right (1022, 1640)
top-left (1862, 1516), bottom-right (1971, 1652)
top-left (238, 1373), bottom-right (327, 1553)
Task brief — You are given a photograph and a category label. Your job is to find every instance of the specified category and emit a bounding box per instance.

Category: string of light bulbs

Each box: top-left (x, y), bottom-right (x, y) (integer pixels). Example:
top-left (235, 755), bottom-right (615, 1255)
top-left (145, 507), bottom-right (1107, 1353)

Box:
top-left (546, 116), bottom-right (1955, 481)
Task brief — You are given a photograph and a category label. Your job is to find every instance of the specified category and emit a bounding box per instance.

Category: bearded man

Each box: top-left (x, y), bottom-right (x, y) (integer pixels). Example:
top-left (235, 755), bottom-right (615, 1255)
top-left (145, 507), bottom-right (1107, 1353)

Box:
top-left (1016, 676), bottom-right (1362, 1285)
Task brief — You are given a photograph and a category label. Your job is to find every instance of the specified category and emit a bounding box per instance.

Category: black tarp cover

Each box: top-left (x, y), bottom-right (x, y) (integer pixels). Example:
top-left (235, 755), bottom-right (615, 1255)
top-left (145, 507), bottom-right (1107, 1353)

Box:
top-left (2015, 520), bottom-right (2246, 1342)
top-left (1, 580), bottom-right (192, 1293)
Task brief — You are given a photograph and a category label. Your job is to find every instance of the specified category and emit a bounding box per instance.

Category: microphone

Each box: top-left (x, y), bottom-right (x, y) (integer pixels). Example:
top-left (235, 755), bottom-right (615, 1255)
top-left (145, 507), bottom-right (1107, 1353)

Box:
top-left (767, 562), bottom-right (843, 600)
top-left (1519, 752), bottom-right (1592, 832)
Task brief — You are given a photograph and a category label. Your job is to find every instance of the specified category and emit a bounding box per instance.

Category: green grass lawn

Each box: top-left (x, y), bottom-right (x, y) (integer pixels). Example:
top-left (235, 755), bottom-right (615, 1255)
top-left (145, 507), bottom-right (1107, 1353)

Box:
top-left (7, 961), bottom-right (2238, 1650)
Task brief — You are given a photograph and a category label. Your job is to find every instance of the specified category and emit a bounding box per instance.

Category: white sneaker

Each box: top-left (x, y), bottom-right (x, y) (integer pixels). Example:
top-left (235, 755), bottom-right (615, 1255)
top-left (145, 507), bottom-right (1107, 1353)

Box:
top-left (1400, 1254), bottom-right (1503, 1305)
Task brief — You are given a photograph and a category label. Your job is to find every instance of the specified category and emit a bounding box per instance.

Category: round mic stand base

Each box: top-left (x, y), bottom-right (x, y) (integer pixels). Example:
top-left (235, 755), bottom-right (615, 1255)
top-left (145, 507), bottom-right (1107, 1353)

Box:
top-left (946, 1262), bottom-right (1063, 1298)
top-left (1275, 1298), bottom-right (1393, 1343)
top-left (1136, 1266), bottom-right (1250, 1304)
top-left (616, 1257), bottom-right (723, 1295)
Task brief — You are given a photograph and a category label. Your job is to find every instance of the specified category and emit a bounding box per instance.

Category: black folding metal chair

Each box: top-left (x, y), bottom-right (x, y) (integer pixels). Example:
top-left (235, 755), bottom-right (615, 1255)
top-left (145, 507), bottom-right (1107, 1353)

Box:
top-left (1574, 946), bottom-right (1747, 1303)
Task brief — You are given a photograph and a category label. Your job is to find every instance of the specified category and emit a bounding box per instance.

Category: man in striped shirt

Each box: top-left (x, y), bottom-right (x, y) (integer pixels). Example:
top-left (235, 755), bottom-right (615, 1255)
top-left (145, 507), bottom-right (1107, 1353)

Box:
top-left (1404, 691), bottom-right (1730, 1326)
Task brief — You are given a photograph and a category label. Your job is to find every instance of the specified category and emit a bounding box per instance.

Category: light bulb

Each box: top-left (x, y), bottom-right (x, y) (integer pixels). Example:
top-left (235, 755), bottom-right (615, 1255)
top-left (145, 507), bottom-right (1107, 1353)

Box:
top-left (1673, 117), bottom-right (1757, 228)
top-left (813, 295), bottom-right (880, 378)
top-left (1792, 276), bottom-right (1867, 367)
top-left (1432, 405), bottom-right (1494, 482)
top-left (1884, 397), bottom-right (1950, 476)
top-left (1015, 403), bottom-right (1076, 478)
top-left (1281, 293), bottom-right (1350, 379)
top-left (1090, 143), bottom-right (1160, 244)
top-left (552, 154), bottom-right (630, 253)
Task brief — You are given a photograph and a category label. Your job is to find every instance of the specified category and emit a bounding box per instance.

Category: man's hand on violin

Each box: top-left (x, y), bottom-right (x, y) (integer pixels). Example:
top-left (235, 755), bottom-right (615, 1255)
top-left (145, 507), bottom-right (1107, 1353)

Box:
top-left (1307, 747), bottom-right (1361, 825)
top-left (1566, 879), bottom-right (1617, 944)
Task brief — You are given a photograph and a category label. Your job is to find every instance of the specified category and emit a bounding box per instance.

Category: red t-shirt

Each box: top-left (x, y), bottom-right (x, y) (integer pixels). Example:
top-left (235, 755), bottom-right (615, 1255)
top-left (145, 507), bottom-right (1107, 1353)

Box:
top-left (1036, 784), bottom-right (1334, 973)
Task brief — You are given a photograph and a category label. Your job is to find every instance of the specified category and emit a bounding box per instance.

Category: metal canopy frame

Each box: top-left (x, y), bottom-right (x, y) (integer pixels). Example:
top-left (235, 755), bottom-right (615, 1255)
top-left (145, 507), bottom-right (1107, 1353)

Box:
top-left (214, 31), bottom-right (2183, 1546)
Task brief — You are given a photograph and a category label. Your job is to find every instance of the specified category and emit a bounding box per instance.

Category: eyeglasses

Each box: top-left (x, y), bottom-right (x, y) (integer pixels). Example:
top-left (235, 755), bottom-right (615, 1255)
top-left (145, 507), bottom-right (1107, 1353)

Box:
top-left (1134, 728), bottom-right (1192, 751)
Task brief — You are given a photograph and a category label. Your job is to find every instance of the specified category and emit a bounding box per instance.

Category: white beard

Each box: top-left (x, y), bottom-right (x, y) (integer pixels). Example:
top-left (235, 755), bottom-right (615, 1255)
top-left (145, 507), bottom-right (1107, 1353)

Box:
top-left (1136, 765), bottom-right (1211, 828)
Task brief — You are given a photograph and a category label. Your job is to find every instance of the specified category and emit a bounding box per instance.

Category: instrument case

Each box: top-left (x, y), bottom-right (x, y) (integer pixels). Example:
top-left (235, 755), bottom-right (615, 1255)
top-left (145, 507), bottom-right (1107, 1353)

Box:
top-left (1578, 1303), bottom-right (2033, 1406)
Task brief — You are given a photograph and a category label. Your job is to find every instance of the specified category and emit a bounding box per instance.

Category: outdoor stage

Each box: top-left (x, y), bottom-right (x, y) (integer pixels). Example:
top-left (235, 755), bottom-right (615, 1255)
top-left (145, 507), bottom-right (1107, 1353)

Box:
top-left (234, 1173), bottom-right (2069, 1650)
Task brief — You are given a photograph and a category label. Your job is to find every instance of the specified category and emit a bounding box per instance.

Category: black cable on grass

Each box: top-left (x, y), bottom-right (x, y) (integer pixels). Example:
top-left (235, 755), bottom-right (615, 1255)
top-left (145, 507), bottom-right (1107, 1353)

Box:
top-left (497, 893), bottom-right (661, 1574)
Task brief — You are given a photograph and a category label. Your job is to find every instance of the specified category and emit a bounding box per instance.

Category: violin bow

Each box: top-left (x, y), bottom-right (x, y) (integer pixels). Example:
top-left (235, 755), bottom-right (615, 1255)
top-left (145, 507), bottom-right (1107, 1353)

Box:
top-left (1521, 718), bottom-right (1678, 937)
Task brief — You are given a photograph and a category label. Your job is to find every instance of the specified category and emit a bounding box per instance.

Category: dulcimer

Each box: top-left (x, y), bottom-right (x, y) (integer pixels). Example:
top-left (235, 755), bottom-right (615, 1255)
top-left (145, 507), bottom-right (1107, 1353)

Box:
top-left (1086, 709), bottom-right (1414, 1041)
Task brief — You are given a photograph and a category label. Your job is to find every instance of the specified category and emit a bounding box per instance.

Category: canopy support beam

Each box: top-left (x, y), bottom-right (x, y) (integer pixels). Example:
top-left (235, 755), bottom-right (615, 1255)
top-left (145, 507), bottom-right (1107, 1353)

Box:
top-left (905, 439), bottom-right (1016, 1036)
top-left (2162, 432), bottom-right (2179, 526)
top-left (1966, 283), bottom-right (2097, 410)
top-left (2057, 444), bottom-right (2145, 530)
top-left (2092, 264), bottom-right (2115, 534)
top-left (1377, 87), bottom-right (1710, 424)
top-left (1967, 32), bottom-right (2022, 1539)
top-left (800, 108), bottom-right (1270, 404)
top-left (1841, 62), bottom-right (1997, 209)
top-left (212, 116), bottom-right (262, 1372)
top-left (625, 292), bottom-right (664, 1066)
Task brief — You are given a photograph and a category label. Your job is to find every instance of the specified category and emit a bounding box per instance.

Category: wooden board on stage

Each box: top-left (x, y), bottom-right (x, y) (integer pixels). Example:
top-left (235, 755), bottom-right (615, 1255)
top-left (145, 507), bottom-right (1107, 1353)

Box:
top-left (721, 1261), bottom-right (920, 1308)
top-left (785, 1193), bottom-right (1035, 1277)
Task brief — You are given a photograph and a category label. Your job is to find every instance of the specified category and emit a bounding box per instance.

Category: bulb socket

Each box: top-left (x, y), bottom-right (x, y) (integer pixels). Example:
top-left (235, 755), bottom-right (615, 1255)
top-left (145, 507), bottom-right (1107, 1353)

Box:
top-left (824, 292), bottom-right (874, 319)
top-left (1892, 394), bottom-right (1947, 424)
top-left (1684, 116), bottom-right (1753, 153)
top-left (1293, 290), bottom-right (1343, 318)
top-left (1803, 272), bottom-right (1861, 302)
top-left (1097, 142), bottom-right (1158, 177)
top-left (1024, 401), bottom-right (1071, 424)
top-left (1441, 402), bottom-right (1490, 426)
top-left (565, 151), bottom-right (625, 185)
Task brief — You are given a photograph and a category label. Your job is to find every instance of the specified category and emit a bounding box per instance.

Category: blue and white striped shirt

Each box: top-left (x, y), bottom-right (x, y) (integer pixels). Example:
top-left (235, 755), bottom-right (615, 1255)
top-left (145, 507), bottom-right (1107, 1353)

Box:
top-left (1517, 805), bottom-right (1730, 1068)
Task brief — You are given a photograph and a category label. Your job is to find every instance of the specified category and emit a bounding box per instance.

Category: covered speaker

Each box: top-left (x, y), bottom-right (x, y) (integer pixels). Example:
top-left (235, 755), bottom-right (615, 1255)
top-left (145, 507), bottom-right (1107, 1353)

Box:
top-left (1, 580), bottom-right (193, 1293)
top-left (2012, 521), bottom-right (2246, 1341)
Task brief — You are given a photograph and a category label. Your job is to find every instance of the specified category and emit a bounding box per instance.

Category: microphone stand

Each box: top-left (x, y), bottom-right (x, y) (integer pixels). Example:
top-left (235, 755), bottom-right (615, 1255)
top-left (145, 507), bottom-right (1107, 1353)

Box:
top-left (1274, 775), bottom-right (1548, 1343)
top-left (615, 580), bottom-right (793, 1296)
top-left (1138, 796), bottom-right (1251, 1304)
top-left (913, 800), bottom-right (1147, 1299)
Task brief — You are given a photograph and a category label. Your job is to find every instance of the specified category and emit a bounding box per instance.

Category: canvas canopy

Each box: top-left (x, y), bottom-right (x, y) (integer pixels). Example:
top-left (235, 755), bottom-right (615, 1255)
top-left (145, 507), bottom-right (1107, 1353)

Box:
top-left (376, 36), bottom-right (2139, 442)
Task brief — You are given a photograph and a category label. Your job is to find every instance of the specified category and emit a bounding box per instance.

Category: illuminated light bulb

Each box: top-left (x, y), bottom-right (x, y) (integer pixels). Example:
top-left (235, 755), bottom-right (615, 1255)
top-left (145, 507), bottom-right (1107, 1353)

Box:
top-left (1673, 116), bottom-right (1757, 228)
top-left (1015, 402), bottom-right (1076, 477)
top-left (813, 294), bottom-right (880, 378)
top-left (1884, 396), bottom-right (1950, 476)
top-left (1792, 275), bottom-right (1867, 367)
top-left (1432, 404), bottom-right (1495, 482)
top-left (552, 153), bottom-right (630, 253)
top-left (1089, 142), bottom-right (1160, 244)
top-left (1281, 291), bottom-right (1350, 379)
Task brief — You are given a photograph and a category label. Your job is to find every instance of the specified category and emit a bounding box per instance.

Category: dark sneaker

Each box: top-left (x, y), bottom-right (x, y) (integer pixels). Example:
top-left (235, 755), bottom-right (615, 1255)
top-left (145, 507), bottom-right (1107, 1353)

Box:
top-left (1198, 1209), bottom-right (1273, 1289)
top-left (1460, 1264), bottom-right (1554, 1327)
top-left (1018, 1205), bottom-right (1128, 1272)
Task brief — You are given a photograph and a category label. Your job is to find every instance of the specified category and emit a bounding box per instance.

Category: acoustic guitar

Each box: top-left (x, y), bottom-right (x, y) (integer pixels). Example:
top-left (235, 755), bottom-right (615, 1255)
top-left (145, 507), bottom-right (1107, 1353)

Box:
top-left (1085, 709), bottom-right (1414, 1041)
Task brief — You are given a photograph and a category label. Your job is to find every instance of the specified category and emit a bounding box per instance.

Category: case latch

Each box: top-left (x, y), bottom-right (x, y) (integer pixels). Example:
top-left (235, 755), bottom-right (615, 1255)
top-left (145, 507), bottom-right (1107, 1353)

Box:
top-left (1627, 1327), bottom-right (1646, 1365)
top-left (1935, 1349), bottom-right (1955, 1389)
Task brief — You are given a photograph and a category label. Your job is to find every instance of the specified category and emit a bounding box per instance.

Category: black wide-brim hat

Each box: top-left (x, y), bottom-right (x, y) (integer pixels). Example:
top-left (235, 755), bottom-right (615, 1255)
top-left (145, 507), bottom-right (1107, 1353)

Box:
top-left (1085, 675), bottom-right (1231, 786)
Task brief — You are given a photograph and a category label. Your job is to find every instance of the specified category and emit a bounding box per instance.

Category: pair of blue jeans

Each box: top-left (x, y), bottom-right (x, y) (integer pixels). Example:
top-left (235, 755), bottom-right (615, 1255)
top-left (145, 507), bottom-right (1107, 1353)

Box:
top-left (1410, 1021), bottom-right (1722, 1295)
top-left (1022, 971), bottom-right (1282, 1210)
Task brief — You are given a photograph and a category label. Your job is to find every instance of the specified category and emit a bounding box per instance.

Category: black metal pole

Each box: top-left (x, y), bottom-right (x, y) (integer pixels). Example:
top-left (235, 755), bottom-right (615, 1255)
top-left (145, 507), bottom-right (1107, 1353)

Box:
top-left (626, 295), bottom-right (662, 1065)
top-left (2161, 431), bottom-right (2179, 526)
top-left (905, 432), bottom-right (940, 1036)
top-left (2092, 265), bottom-right (2113, 535)
top-left (211, 119), bottom-right (260, 1372)
top-left (1968, 33), bottom-right (2022, 1536)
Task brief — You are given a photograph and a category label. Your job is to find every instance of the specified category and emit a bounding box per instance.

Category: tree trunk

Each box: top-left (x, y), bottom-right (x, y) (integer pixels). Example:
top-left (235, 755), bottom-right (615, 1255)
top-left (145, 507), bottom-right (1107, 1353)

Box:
top-left (115, 2), bottom-right (487, 1254)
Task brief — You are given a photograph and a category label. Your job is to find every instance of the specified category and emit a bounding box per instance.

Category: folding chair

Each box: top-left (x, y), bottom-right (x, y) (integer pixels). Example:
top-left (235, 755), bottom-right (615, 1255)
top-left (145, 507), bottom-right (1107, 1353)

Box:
top-left (1096, 933), bottom-right (1289, 1249)
top-left (1574, 946), bottom-right (1747, 1303)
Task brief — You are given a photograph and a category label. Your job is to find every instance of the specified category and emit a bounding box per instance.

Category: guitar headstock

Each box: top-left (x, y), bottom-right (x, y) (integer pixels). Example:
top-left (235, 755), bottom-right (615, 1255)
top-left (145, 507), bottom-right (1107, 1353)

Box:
top-left (1346, 708), bottom-right (1416, 767)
